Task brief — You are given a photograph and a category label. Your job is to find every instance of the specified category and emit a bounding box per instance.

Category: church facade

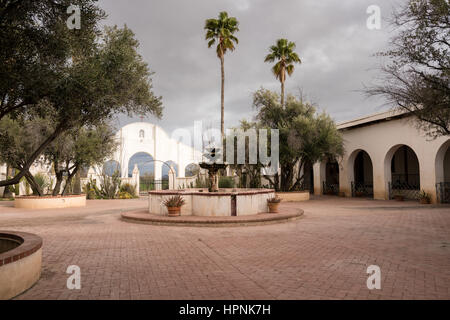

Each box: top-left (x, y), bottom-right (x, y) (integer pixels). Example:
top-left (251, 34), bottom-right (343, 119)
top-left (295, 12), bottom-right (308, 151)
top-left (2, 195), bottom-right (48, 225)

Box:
top-left (110, 122), bottom-right (202, 180)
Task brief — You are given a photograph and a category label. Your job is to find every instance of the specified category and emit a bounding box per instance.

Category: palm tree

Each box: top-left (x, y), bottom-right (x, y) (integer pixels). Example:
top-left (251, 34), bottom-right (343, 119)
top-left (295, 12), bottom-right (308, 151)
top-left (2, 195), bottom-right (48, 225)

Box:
top-left (264, 39), bottom-right (301, 107)
top-left (204, 11), bottom-right (239, 138)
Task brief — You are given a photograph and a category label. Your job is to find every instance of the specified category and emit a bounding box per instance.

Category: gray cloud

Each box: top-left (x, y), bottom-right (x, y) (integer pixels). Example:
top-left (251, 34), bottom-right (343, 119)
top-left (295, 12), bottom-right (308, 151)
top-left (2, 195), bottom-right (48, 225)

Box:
top-left (99, 0), bottom-right (405, 134)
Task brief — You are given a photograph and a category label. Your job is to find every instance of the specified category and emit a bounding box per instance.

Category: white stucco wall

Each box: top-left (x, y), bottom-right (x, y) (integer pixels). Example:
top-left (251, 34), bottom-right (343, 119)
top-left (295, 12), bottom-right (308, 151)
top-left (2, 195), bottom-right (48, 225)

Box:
top-left (111, 122), bottom-right (202, 180)
top-left (314, 112), bottom-right (450, 203)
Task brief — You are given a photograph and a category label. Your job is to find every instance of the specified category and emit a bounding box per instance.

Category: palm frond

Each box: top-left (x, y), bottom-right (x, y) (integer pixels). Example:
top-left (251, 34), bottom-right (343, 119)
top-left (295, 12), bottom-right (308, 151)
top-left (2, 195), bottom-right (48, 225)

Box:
top-left (204, 11), bottom-right (239, 57)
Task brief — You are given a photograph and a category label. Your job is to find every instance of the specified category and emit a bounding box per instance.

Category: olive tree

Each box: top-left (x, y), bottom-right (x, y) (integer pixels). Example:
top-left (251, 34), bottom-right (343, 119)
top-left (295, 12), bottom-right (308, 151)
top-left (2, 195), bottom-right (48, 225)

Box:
top-left (252, 88), bottom-right (344, 191)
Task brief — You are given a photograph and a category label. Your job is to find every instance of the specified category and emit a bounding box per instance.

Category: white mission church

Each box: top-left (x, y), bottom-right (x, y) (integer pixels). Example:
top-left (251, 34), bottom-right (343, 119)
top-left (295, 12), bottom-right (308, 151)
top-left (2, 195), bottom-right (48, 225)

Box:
top-left (107, 122), bottom-right (203, 180)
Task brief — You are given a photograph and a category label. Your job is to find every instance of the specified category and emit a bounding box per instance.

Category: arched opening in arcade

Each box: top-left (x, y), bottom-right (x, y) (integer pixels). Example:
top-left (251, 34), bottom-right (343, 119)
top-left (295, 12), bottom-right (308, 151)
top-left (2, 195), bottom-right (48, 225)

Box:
top-left (435, 140), bottom-right (450, 203)
top-left (162, 160), bottom-right (178, 178)
top-left (185, 163), bottom-right (200, 177)
top-left (323, 158), bottom-right (339, 195)
top-left (128, 152), bottom-right (155, 191)
top-left (388, 145), bottom-right (420, 200)
top-left (351, 150), bottom-right (373, 198)
top-left (303, 161), bottom-right (314, 193)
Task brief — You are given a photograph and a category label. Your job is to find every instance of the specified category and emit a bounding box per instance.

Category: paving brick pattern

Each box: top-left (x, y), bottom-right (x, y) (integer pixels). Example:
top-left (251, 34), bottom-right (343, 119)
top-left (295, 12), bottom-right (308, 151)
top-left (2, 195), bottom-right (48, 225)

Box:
top-left (0, 196), bottom-right (449, 300)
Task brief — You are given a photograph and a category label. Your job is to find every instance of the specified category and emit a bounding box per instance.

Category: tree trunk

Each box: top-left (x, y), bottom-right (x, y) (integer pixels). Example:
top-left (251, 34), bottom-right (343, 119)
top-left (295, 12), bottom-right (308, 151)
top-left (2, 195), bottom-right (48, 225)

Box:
top-left (24, 170), bottom-right (43, 196)
top-left (220, 53), bottom-right (225, 139)
top-left (62, 166), bottom-right (79, 195)
top-left (0, 124), bottom-right (65, 187)
top-left (290, 160), bottom-right (305, 191)
top-left (73, 170), bottom-right (81, 194)
top-left (280, 163), bottom-right (294, 192)
top-left (280, 65), bottom-right (285, 107)
top-left (52, 171), bottom-right (63, 196)
top-left (2, 165), bottom-right (13, 198)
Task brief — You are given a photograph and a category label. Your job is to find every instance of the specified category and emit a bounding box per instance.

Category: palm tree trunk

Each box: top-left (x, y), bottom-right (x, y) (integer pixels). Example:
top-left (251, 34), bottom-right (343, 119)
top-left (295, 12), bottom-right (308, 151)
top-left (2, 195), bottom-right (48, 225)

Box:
top-left (280, 65), bottom-right (286, 107)
top-left (220, 54), bottom-right (225, 139)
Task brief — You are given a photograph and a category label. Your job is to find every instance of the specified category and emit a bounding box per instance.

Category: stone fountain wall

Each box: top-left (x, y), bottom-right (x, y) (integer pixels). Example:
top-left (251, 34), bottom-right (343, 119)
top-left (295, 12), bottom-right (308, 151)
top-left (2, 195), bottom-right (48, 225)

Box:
top-left (148, 189), bottom-right (275, 217)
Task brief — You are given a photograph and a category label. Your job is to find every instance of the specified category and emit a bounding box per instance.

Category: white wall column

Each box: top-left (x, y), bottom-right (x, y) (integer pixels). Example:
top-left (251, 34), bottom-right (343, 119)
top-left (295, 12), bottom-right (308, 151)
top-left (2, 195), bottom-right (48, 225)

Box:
top-left (154, 161), bottom-right (162, 190)
top-left (372, 155), bottom-right (387, 200)
top-left (313, 161), bottom-right (325, 195)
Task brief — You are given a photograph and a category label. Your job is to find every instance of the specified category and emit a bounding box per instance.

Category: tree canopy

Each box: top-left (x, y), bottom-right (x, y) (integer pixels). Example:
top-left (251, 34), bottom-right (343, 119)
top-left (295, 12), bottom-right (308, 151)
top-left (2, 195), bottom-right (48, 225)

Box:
top-left (252, 88), bottom-right (343, 191)
top-left (366, 0), bottom-right (450, 138)
top-left (0, 1), bottom-right (163, 188)
top-left (264, 39), bottom-right (301, 107)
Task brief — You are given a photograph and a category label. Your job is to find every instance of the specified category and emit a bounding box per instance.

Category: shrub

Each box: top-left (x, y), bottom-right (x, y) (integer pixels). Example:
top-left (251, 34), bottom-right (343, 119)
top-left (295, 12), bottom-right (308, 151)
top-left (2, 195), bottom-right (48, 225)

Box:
top-left (162, 195), bottom-right (186, 208)
top-left (418, 190), bottom-right (431, 202)
top-left (194, 174), bottom-right (208, 188)
top-left (118, 191), bottom-right (134, 199)
top-left (82, 178), bottom-right (101, 199)
top-left (267, 196), bottom-right (282, 203)
top-left (33, 173), bottom-right (50, 195)
top-left (99, 170), bottom-right (121, 199)
top-left (120, 183), bottom-right (137, 198)
top-left (219, 176), bottom-right (235, 188)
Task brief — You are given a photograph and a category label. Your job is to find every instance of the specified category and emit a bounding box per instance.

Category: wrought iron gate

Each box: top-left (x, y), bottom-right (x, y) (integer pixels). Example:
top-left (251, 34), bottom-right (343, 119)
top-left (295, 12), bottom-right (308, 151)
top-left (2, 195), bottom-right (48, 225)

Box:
top-left (351, 181), bottom-right (373, 197)
top-left (436, 182), bottom-right (450, 203)
top-left (388, 181), bottom-right (420, 200)
top-left (139, 178), bottom-right (169, 193)
top-left (323, 182), bottom-right (339, 195)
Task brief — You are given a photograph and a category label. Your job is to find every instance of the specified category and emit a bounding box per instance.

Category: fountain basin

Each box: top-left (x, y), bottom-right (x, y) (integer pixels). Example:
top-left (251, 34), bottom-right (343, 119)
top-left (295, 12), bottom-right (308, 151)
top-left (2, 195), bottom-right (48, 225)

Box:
top-left (0, 231), bottom-right (42, 299)
top-left (149, 189), bottom-right (275, 216)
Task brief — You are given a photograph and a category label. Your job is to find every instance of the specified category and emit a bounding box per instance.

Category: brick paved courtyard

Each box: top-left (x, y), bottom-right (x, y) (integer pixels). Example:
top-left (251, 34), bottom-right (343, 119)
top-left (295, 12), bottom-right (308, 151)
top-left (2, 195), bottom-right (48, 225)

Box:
top-left (1, 196), bottom-right (449, 300)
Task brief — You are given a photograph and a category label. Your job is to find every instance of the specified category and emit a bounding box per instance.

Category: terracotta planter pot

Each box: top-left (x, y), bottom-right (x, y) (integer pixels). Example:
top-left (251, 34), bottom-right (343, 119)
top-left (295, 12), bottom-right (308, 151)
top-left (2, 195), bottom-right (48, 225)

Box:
top-left (167, 207), bottom-right (181, 217)
top-left (419, 198), bottom-right (430, 204)
top-left (268, 202), bottom-right (280, 213)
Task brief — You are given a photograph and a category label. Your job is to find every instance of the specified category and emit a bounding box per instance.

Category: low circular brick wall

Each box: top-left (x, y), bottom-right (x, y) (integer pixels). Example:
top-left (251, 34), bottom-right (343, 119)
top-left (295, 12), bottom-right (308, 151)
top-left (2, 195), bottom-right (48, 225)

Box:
top-left (0, 231), bottom-right (43, 299)
top-left (14, 194), bottom-right (86, 209)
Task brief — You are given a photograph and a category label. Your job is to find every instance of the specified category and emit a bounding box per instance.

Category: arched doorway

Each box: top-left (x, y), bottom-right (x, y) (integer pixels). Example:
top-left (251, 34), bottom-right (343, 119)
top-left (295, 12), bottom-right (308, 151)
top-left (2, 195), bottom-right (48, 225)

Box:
top-left (162, 160), bottom-right (178, 178)
top-left (128, 152), bottom-right (154, 191)
top-left (303, 161), bottom-right (314, 193)
top-left (185, 163), bottom-right (200, 177)
top-left (388, 145), bottom-right (420, 200)
top-left (103, 160), bottom-right (120, 177)
top-left (351, 150), bottom-right (373, 198)
top-left (435, 140), bottom-right (450, 203)
top-left (323, 159), bottom-right (339, 195)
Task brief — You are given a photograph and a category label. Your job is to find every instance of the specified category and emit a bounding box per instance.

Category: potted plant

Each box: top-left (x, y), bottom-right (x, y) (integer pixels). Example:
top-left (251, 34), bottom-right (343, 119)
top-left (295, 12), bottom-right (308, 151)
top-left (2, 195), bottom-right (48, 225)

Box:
top-left (267, 196), bottom-right (282, 213)
top-left (162, 195), bottom-right (186, 216)
top-left (418, 190), bottom-right (431, 204)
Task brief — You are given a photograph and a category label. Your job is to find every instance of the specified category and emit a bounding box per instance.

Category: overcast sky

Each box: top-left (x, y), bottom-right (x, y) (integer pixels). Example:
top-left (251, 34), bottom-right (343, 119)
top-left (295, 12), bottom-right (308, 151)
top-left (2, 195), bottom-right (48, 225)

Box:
top-left (99, 0), bottom-right (404, 134)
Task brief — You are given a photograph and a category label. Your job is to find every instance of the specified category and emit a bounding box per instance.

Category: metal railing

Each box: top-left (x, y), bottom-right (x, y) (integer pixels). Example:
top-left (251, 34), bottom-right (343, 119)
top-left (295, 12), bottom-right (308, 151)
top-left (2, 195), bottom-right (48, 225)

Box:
top-left (388, 181), bottom-right (420, 200)
top-left (351, 181), bottom-right (373, 197)
top-left (323, 182), bottom-right (339, 195)
top-left (436, 182), bottom-right (450, 204)
top-left (140, 178), bottom-right (169, 193)
top-left (391, 174), bottom-right (420, 189)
